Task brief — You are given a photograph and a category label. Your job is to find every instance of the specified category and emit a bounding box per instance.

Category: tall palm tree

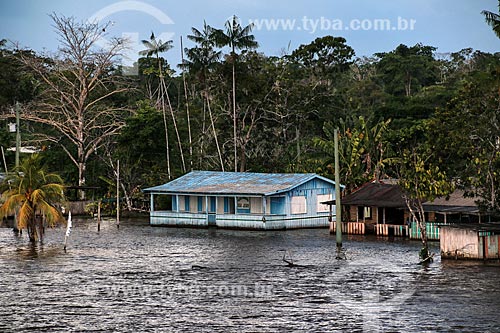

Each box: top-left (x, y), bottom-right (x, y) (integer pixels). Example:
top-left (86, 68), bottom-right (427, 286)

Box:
top-left (183, 21), bottom-right (225, 170)
top-left (140, 32), bottom-right (186, 177)
top-left (482, 1), bottom-right (500, 38)
top-left (0, 154), bottom-right (66, 242)
top-left (188, 21), bottom-right (217, 49)
top-left (215, 15), bottom-right (258, 172)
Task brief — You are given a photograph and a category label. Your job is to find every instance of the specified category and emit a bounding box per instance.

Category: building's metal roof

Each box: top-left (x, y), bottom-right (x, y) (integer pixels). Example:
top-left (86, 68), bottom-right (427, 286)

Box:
top-left (338, 182), bottom-right (407, 208)
top-left (143, 170), bottom-right (337, 196)
top-left (330, 182), bottom-right (482, 214)
top-left (422, 189), bottom-right (478, 211)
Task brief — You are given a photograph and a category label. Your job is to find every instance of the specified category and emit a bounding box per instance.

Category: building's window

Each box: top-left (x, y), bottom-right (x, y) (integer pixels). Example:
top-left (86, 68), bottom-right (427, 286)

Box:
top-left (358, 206), bottom-right (372, 220)
top-left (270, 197), bottom-right (285, 215)
top-left (198, 197), bottom-right (203, 212)
top-left (184, 196), bottom-right (190, 212)
top-left (317, 194), bottom-right (332, 213)
top-left (291, 196), bottom-right (307, 214)
top-left (223, 197), bottom-right (235, 214)
top-left (155, 195), bottom-right (172, 211)
top-left (172, 196), bottom-right (178, 211)
top-left (364, 207), bottom-right (372, 219)
top-left (237, 197), bottom-right (250, 214)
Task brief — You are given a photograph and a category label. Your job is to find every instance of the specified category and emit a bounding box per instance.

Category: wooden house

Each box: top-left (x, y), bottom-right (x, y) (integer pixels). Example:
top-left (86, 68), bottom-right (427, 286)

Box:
top-left (440, 224), bottom-right (500, 260)
top-left (338, 181), bottom-right (483, 239)
top-left (143, 171), bottom-right (340, 230)
top-left (411, 190), bottom-right (481, 240)
top-left (339, 182), bottom-right (409, 236)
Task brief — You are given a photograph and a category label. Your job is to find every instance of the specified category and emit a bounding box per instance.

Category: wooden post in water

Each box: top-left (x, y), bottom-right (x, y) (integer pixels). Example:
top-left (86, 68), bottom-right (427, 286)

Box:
top-left (329, 200), bottom-right (334, 233)
top-left (334, 128), bottom-right (342, 251)
top-left (63, 211), bottom-right (72, 252)
top-left (97, 200), bottom-right (101, 232)
top-left (116, 159), bottom-right (120, 229)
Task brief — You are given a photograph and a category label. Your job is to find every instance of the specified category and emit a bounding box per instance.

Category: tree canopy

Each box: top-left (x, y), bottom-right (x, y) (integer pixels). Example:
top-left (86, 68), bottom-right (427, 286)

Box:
top-left (0, 11), bottom-right (499, 220)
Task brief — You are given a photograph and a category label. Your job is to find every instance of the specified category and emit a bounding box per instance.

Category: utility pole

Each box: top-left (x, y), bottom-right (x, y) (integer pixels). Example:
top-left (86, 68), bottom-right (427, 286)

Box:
top-left (334, 128), bottom-right (342, 251)
top-left (13, 102), bottom-right (21, 235)
top-left (15, 102), bottom-right (20, 169)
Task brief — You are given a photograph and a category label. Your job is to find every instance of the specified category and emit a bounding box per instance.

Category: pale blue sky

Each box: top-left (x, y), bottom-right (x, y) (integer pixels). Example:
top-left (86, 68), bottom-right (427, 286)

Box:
top-left (1, 0), bottom-right (499, 68)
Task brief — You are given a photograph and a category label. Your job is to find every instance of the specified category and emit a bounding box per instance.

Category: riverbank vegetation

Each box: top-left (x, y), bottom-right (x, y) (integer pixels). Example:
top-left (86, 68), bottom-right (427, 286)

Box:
top-left (0, 7), bottom-right (499, 254)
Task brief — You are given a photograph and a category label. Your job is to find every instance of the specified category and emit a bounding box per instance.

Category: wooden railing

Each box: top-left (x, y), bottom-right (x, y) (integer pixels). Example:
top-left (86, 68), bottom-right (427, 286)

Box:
top-left (409, 222), bottom-right (443, 240)
top-left (331, 222), bottom-right (366, 235)
top-left (375, 224), bottom-right (409, 237)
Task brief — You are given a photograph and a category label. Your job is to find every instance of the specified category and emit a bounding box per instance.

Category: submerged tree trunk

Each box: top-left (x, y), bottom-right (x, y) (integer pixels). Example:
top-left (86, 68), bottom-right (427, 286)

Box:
top-left (404, 196), bottom-right (430, 261)
top-left (38, 215), bottom-right (43, 243)
top-left (27, 213), bottom-right (37, 242)
top-left (78, 160), bottom-right (86, 200)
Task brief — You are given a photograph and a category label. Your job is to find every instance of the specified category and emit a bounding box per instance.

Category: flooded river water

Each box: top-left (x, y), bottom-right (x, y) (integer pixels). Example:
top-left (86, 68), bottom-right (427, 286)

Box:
top-left (1, 218), bottom-right (499, 332)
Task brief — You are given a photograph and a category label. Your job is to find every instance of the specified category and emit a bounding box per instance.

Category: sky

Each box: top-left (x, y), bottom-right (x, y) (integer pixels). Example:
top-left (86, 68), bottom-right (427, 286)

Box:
top-left (1, 0), bottom-right (499, 70)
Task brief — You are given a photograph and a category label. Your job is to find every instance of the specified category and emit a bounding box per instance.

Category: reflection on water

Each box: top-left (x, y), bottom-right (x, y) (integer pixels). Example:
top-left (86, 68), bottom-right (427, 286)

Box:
top-left (0, 218), bottom-right (499, 332)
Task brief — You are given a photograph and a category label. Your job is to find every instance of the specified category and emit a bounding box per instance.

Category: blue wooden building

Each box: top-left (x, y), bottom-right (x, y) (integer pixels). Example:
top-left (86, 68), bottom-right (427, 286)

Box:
top-left (143, 171), bottom-right (340, 229)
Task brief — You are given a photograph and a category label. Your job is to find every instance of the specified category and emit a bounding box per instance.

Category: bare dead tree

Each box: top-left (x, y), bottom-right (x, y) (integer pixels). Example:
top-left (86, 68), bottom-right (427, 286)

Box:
top-left (12, 14), bottom-right (131, 199)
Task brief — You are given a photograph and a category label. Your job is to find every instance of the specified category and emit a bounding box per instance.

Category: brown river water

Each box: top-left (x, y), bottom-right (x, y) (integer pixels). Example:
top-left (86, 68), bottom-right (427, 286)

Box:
top-left (1, 217), bottom-right (499, 332)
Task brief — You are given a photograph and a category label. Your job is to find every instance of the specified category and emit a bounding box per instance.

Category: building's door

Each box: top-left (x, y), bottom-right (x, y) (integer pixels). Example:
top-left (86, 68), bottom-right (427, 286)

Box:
top-left (208, 197), bottom-right (216, 226)
top-left (208, 213), bottom-right (216, 226)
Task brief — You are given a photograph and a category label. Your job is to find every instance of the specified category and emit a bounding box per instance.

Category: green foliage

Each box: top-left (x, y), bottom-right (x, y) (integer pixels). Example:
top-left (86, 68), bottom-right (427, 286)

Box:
top-left (290, 36), bottom-right (355, 77)
top-left (116, 100), bottom-right (169, 185)
top-left (375, 43), bottom-right (438, 97)
top-left (429, 53), bottom-right (500, 213)
top-left (482, 1), bottom-right (500, 38)
top-left (419, 247), bottom-right (431, 262)
top-left (214, 15), bottom-right (259, 54)
top-left (0, 46), bottom-right (37, 106)
top-left (395, 142), bottom-right (454, 253)
top-left (1, 15), bottom-right (499, 214)
top-left (397, 149), bottom-right (454, 202)
top-left (314, 116), bottom-right (392, 192)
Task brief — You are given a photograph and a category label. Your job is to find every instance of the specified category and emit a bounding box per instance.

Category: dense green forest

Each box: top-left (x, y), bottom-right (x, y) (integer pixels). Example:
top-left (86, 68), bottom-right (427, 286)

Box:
top-left (0, 11), bottom-right (499, 218)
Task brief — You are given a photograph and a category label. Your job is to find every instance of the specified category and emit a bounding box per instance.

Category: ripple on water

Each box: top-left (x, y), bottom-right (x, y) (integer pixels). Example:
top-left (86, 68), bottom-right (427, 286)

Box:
top-left (1, 218), bottom-right (500, 332)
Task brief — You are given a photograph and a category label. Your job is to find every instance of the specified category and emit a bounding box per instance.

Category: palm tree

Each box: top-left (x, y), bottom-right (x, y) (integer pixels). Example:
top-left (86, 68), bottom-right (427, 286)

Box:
top-left (0, 154), bottom-right (66, 242)
top-left (183, 21), bottom-right (225, 170)
top-left (140, 32), bottom-right (186, 178)
top-left (482, 1), bottom-right (500, 38)
top-left (215, 15), bottom-right (258, 172)
top-left (185, 21), bottom-right (221, 75)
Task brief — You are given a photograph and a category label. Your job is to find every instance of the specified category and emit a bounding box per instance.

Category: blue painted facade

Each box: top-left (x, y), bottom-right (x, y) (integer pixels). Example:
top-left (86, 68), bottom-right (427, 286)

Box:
top-left (143, 171), bottom-right (340, 230)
